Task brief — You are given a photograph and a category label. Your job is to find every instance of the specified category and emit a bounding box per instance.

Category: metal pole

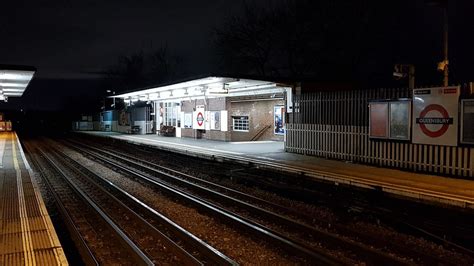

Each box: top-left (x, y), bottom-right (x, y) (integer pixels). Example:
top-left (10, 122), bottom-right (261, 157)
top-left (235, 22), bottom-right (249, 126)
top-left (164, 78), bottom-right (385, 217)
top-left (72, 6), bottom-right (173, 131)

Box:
top-left (408, 65), bottom-right (415, 89)
top-left (443, 5), bottom-right (448, 87)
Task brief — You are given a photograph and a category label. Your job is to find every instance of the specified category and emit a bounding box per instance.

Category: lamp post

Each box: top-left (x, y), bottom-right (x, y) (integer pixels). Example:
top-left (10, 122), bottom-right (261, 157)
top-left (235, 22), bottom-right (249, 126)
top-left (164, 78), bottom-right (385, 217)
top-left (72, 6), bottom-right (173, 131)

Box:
top-left (442, 5), bottom-right (448, 87)
top-left (428, 0), bottom-right (449, 86)
top-left (106, 90), bottom-right (116, 109)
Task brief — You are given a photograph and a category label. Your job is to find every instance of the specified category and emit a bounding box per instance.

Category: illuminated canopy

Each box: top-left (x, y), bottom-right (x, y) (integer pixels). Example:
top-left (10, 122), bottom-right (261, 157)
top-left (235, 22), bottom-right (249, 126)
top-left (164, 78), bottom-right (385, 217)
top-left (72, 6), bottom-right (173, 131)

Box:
top-left (0, 67), bottom-right (36, 101)
top-left (113, 76), bottom-right (291, 102)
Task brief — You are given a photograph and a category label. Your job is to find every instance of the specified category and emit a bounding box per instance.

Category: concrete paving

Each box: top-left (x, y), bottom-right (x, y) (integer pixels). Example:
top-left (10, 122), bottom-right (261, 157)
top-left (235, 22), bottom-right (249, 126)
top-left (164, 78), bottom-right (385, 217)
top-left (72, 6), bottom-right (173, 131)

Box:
top-left (79, 131), bottom-right (474, 209)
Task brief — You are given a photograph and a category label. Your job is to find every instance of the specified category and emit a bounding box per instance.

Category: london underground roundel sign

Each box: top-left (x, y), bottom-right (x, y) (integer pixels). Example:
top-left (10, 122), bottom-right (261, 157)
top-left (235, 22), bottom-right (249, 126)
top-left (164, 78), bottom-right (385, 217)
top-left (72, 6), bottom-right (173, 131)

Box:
top-left (412, 86), bottom-right (459, 146)
top-left (196, 112), bottom-right (204, 126)
top-left (416, 104), bottom-right (453, 138)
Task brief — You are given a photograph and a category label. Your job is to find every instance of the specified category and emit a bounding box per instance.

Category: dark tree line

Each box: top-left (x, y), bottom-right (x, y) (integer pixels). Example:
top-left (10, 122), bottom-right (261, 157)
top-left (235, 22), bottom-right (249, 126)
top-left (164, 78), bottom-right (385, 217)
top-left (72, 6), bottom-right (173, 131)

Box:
top-left (213, 0), bottom-right (468, 87)
top-left (214, 1), bottom-right (375, 80)
top-left (103, 44), bottom-right (186, 94)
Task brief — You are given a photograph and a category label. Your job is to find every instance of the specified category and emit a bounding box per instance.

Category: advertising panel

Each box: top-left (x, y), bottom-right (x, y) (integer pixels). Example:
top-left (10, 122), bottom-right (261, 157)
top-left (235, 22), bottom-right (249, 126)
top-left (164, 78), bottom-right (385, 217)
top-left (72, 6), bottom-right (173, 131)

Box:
top-left (461, 99), bottom-right (474, 144)
top-left (210, 111), bottom-right (221, 130)
top-left (184, 113), bottom-right (192, 128)
top-left (412, 86), bottom-right (459, 146)
top-left (118, 111), bottom-right (130, 126)
top-left (369, 102), bottom-right (389, 138)
top-left (389, 101), bottom-right (411, 140)
top-left (274, 105), bottom-right (285, 134)
top-left (193, 107), bottom-right (205, 129)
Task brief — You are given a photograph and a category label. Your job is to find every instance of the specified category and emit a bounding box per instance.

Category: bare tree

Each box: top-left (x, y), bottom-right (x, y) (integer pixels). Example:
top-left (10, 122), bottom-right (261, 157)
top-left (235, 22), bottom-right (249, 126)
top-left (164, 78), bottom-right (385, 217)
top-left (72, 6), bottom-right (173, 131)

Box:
top-left (214, 0), bottom-right (373, 80)
top-left (104, 44), bottom-right (186, 93)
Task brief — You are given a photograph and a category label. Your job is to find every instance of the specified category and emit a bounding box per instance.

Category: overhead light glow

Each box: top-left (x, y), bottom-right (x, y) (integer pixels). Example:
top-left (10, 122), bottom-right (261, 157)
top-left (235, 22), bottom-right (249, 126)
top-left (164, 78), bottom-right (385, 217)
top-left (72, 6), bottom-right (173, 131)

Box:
top-left (0, 69), bottom-right (35, 100)
top-left (0, 82), bottom-right (27, 87)
top-left (0, 71), bottom-right (34, 81)
top-left (2, 88), bottom-right (25, 92)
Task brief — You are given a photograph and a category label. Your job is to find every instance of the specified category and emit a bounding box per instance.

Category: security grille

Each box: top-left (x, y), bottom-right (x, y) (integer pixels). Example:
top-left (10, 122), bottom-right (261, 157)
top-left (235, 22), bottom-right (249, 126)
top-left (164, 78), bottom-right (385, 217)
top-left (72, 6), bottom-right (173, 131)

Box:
top-left (233, 116), bottom-right (249, 131)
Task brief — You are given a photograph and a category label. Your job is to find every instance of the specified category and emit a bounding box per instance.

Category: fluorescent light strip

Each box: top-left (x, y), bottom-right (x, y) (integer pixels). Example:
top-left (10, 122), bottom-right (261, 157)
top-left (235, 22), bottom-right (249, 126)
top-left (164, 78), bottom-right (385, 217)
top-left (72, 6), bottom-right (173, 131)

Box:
top-left (0, 71), bottom-right (34, 81)
top-left (2, 88), bottom-right (25, 92)
top-left (115, 77), bottom-right (237, 98)
top-left (0, 83), bottom-right (27, 87)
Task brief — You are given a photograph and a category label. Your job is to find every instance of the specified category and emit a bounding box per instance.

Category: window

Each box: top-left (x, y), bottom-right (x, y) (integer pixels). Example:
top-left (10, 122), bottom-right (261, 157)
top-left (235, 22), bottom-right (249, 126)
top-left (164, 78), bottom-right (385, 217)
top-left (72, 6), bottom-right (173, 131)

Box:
top-left (233, 116), bottom-right (249, 131)
top-left (164, 102), bottom-right (180, 127)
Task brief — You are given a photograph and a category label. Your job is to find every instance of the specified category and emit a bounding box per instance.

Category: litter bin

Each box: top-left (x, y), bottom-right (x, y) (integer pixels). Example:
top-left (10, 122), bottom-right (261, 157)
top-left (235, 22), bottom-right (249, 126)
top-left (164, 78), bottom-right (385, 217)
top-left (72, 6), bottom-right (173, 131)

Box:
top-left (131, 125), bottom-right (141, 134)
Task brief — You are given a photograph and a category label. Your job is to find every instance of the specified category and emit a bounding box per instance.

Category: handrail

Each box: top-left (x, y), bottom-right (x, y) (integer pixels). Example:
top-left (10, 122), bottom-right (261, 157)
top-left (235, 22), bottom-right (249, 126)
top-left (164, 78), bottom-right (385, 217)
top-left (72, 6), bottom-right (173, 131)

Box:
top-left (250, 125), bottom-right (271, 141)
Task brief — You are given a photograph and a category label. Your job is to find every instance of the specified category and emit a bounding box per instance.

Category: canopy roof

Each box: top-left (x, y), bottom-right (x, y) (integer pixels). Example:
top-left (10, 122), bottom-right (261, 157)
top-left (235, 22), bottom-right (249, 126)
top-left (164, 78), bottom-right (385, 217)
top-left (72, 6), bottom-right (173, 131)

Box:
top-left (113, 76), bottom-right (291, 102)
top-left (0, 67), bottom-right (36, 101)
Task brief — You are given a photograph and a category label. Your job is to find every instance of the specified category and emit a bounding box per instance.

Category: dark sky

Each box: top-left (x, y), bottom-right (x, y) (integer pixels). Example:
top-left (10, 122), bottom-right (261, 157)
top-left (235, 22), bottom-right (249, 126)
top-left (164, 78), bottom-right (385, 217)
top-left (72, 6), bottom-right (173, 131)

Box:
top-left (1, 0), bottom-right (242, 79)
top-left (1, 0), bottom-right (473, 112)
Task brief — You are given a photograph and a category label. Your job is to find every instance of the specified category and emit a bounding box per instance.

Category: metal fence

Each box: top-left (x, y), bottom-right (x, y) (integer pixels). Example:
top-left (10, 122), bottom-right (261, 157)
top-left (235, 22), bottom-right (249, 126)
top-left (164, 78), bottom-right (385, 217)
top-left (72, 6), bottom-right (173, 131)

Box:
top-left (286, 88), bottom-right (474, 178)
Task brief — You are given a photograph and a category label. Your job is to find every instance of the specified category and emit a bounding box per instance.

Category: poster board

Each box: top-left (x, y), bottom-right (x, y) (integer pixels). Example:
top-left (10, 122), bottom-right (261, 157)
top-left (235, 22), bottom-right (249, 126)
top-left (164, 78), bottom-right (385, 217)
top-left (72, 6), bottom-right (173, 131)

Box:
top-left (369, 102), bottom-right (389, 138)
top-left (118, 111), bottom-right (130, 126)
top-left (412, 86), bottom-right (459, 146)
top-left (461, 99), bottom-right (474, 144)
top-left (184, 113), bottom-right (192, 128)
top-left (274, 105), bottom-right (285, 134)
top-left (210, 111), bottom-right (221, 130)
top-left (389, 101), bottom-right (411, 140)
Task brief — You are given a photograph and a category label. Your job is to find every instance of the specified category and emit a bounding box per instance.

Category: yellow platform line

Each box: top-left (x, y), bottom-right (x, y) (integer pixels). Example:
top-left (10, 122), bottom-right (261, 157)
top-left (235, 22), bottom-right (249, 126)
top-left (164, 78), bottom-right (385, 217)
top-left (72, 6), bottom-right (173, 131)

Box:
top-left (12, 132), bottom-right (36, 266)
top-left (14, 133), bottom-right (68, 265)
top-left (14, 132), bottom-right (68, 265)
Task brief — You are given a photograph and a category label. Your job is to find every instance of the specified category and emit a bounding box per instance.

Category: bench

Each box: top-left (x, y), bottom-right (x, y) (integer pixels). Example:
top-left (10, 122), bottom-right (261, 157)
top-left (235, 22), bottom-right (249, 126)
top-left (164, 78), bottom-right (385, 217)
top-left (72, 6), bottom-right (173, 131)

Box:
top-left (131, 125), bottom-right (141, 134)
top-left (159, 125), bottom-right (175, 137)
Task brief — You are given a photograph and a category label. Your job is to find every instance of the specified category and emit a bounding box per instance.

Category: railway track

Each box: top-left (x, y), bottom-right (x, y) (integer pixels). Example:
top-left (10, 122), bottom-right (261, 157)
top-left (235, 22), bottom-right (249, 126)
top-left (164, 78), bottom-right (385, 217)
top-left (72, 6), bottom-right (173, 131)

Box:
top-left (28, 140), bottom-right (238, 265)
top-left (65, 139), bottom-right (416, 265)
top-left (229, 166), bottom-right (474, 255)
top-left (24, 141), bottom-right (152, 265)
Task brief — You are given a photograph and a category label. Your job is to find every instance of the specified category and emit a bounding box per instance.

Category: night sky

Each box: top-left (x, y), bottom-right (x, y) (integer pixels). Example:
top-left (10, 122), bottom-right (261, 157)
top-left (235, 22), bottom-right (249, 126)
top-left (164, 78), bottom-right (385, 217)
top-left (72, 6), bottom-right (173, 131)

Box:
top-left (1, 0), bottom-right (473, 113)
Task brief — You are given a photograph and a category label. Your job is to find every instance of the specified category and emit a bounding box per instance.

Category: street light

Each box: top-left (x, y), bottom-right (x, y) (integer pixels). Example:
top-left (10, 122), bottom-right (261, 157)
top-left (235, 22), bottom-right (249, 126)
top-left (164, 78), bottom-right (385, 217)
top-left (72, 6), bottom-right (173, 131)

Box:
top-left (426, 0), bottom-right (449, 86)
top-left (106, 90), bottom-right (116, 108)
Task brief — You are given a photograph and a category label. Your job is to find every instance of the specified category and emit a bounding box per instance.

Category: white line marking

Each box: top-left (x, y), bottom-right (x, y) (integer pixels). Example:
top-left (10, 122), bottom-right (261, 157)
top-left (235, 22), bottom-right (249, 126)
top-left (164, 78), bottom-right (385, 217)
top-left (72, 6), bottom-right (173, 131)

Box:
top-left (124, 136), bottom-right (244, 155)
top-left (228, 141), bottom-right (276, 144)
top-left (12, 133), bottom-right (36, 266)
top-left (0, 136), bottom-right (5, 168)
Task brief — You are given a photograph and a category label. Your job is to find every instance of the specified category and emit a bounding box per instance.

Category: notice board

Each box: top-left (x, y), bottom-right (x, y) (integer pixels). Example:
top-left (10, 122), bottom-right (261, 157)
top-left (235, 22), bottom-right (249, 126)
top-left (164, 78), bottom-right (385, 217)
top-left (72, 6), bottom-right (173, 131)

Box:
top-left (389, 101), bottom-right (411, 140)
top-left (412, 86), bottom-right (459, 146)
top-left (461, 99), bottom-right (474, 144)
top-left (369, 102), bottom-right (389, 138)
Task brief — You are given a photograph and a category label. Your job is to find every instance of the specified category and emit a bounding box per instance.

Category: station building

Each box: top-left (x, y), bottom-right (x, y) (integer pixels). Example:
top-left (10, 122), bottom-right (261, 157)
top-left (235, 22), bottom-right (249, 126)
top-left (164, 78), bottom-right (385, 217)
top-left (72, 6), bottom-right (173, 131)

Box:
top-left (100, 76), bottom-right (293, 142)
top-left (75, 75), bottom-right (474, 179)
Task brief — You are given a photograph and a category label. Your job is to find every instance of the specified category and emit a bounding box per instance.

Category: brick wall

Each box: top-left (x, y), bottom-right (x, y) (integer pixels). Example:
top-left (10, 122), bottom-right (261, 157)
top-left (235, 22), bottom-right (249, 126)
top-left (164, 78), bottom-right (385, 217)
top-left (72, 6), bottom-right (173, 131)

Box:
top-left (180, 98), bottom-right (230, 141)
top-left (229, 99), bottom-right (285, 142)
top-left (178, 97), bottom-right (285, 142)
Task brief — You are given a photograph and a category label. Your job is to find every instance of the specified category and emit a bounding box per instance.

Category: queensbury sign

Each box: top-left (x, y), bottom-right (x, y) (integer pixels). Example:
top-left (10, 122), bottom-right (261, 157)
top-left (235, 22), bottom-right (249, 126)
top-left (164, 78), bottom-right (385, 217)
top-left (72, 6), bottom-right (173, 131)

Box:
top-left (412, 87), bottom-right (459, 146)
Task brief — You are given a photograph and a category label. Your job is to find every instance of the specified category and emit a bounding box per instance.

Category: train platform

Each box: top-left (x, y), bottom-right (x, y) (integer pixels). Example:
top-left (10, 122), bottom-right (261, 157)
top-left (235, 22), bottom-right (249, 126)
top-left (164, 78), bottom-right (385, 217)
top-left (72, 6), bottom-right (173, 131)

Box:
top-left (0, 132), bottom-right (67, 265)
top-left (79, 131), bottom-right (474, 210)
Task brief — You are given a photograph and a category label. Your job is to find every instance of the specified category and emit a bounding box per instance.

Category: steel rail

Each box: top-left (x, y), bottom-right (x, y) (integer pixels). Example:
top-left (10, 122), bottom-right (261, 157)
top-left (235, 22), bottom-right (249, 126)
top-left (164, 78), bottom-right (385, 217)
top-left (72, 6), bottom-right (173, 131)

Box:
top-left (37, 147), bottom-right (155, 266)
top-left (71, 137), bottom-right (474, 264)
top-left (25, 143), bottom-right (99, 266)
top-left (67, 142), bottom-right (389, 265)
top-left (69, 140), bottom-right (412, 265)
top-left (74, 140), bottom-right (307, 219)
top-left (49, 144), bottom-right (237, 266)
